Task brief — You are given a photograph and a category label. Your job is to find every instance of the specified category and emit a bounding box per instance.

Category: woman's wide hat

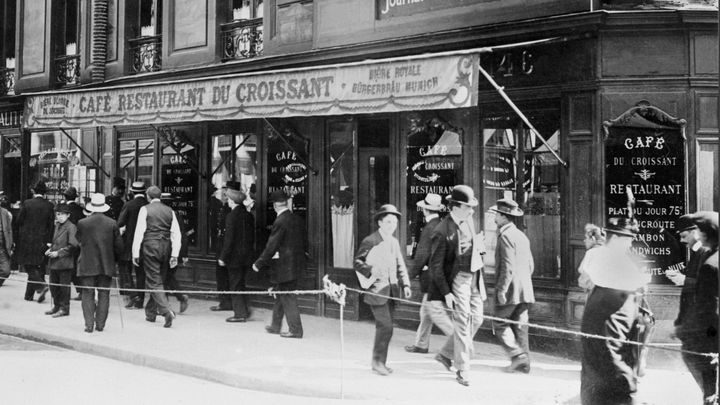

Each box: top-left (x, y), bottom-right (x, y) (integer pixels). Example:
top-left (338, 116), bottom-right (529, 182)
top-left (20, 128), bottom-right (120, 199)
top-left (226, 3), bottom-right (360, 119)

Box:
top-left (86, 193), bottom-right (110, 213)
top-left (374, 204), bottom-right (402, 221)
top-left (416, 193), bottom-right (444, 212)
top-left (446, 185), bottom-right (478, 207)
top-left (489, 198), bottom-right (523, 217)
top-left (604, 217), bottom-right (640, 238)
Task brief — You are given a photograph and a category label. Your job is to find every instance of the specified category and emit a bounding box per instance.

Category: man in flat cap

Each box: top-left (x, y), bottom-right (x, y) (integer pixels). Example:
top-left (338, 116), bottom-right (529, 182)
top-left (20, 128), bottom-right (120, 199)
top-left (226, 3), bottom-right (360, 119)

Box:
top-left (489, 197), bottom-right (535, 374)
top-left (16, 180), bottom-right (54, 302)
top-left (253, 189), bottom-right (307, 338)
top-left (118, 181), bottom-right (149, 309)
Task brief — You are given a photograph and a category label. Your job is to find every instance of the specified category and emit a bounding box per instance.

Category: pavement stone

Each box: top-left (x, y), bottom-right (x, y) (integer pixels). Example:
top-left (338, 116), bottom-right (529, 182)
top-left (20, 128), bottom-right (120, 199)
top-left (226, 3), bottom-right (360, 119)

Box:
top-left (0, 273), bottom-right (704, 404)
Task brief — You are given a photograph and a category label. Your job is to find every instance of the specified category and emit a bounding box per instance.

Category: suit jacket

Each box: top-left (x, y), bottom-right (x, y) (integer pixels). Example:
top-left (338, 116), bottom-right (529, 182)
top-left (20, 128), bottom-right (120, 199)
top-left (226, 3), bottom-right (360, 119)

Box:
top-left (675, 245), bottom-right (710, 330)
top-left (47, 221), bottom-right (79, 271)
top-left (409, 216), bottom-right (441, 294)
top-left (428, 215), bottom-right (468, 301)
top-left (253, 209), bottom-right (307, 284)
top-left (0, 207), bottom-right (13, 254)
top-left (220, 206), bottom-right (255, 269)
top-left (15, 196), bottom-right (55, 265)
top-left (67, 201), bottom-right (85, 225)
top-left (494, 222), bottom-right (535, 305)
top-left (685, 248), bottom-right (719, 351)
top-left (76, 213), bottom-right (124, 277)
top-left (117, 196), bottom-right (148, 261)
top-left (354, 231), bottom-right (410, 305)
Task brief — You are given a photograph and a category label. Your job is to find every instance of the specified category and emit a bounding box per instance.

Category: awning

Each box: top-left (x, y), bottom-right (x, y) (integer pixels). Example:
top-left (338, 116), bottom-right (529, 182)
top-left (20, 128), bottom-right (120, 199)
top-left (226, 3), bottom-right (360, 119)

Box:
top-left (23, 50), bottom-right (480, 129)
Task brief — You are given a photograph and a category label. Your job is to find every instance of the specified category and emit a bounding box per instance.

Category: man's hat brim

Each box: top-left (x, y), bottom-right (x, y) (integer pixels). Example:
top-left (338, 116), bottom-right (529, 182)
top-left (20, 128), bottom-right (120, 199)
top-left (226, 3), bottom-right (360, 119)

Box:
top-left (489, 205), bottom-right (523, 217)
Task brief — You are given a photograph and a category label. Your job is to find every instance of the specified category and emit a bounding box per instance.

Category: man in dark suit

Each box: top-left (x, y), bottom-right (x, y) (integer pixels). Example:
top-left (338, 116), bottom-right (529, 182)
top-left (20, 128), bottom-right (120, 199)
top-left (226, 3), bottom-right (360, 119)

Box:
top-left (489, 198), bottom-right (535, 374)
top-left (16, 180), bottom-right (55, 302)
top-left (219, 189), bottom-right (255, 322)
top-left (117, 181), bottom-right (149, 308)
top-left (404, 193), bottom-right (454, 354)
top-left (427, 185), bottom-right (485, 386)
top-left (76, 193), bottom-right (124, 333)
top-left (132, 186), bottom-right (182, 328)
top-left (105, 177), bottom-right (126, 221)
top-left (209, 182), bottom-right (235, 311)
top-left (0, 197), bottom-right (14, 287)
top-left (63, 186), bottom-right (85, 300)
top-left (253, 189), bottom-right (307, 338)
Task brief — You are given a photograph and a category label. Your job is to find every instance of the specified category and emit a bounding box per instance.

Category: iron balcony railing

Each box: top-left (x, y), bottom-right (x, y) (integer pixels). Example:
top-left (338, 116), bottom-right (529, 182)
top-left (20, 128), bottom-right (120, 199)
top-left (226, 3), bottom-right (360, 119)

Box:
top-left (129, 35), bottom-right (162, 74)
top-left (221, 18), bottom-right (263, 61)
top-left (55, 55), bottom-right (81, 87)
top-left (0, 68), bottom-right (14, 96)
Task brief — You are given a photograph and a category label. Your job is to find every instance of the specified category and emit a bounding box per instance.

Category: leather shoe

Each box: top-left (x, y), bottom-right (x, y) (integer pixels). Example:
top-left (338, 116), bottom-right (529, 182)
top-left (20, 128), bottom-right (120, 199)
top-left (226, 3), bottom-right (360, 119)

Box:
top-left (265, 325), bottom-right (280, 334)
top-left (226, 317), bottom-right (246, 323)
top-left (163, 311), bottom-right (176, 328)
top-left (456, 370), bottom-right (470, 386)
top-left (84, 326), bottom-right (93, 333)
top-left (37, 286), bottom-right (49, 303)
top-left (404, 345), bottom-right (428, 354)
top-left (95, 325), bottom-right (104, 332)
top-left (506, 353), bottom-right (531, 374)
top-left (73, 294), bottom-right (82, 301)
top-left (179, 296), bottom-right (189, 314)
top-left (125, 296), bottom-right (142, 309)
top-left (210, 305), bottom-right (231, 311)
top-left (52, 309), bottom-right (69, 318)
top-left (280, 331), bottom-right (303, 339)
top-left (435, 353), bottom-right (453, 372)
top-left (371, 362), bottom-right (390, 376)
top-left (145, 314), bottom-right (157, 323)
top-left (45, 308), bottom-right (59, 315)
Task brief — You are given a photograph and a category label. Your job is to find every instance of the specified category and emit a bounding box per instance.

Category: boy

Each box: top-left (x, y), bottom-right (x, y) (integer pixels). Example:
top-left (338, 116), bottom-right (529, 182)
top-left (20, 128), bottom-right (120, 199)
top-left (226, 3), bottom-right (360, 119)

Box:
top-left (45, 203), bottom-right (79, 317)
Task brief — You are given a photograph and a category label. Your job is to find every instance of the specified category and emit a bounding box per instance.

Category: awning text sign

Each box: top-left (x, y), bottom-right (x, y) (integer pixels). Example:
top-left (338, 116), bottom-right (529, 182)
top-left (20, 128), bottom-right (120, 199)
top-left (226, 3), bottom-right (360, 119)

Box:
top-left (24, 53), bottom-right (478, 129)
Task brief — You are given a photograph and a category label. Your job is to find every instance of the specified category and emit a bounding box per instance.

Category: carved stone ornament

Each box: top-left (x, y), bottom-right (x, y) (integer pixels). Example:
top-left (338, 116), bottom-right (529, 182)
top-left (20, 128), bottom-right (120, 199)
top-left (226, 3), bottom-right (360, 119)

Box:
top-left (602, 100), bottom-right (687, 139)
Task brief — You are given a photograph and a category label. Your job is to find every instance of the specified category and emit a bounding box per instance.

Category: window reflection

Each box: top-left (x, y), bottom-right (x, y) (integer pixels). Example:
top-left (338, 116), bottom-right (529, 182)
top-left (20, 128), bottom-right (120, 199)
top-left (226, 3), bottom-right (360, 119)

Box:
top-left (161, 129), bottom-right (200, 247)
top-left (328, 122), bottom-right (355, 268)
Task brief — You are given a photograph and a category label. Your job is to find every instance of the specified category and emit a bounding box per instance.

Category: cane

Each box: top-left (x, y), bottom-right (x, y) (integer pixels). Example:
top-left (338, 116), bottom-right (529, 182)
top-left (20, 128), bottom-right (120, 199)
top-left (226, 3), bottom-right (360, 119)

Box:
top-left (114, 276), bottom-right (125, 330)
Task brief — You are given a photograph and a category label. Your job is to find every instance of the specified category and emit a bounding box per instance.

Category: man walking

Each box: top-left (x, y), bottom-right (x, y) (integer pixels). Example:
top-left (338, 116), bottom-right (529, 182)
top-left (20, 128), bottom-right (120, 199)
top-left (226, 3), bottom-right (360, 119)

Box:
top-left (132, 186), bottom-right (182, 328)
top-left (118, 181), bottom-right (148, 308)
top-left (404, 193), bottom-right (454, 355)
top-left (428, 185), bottom-right (486, 386)
top-left (160, 192), bottom-right (190, 314)
top-left (209, 181), bottom-right (235, 311)
top-left (489, 198), bottom-right (535, 373)
top-left (16, 180), bottom-right (54, 303)
top-left (0, 195), bottom-right (13, 287)
top-left (76, 194), bottom-right (124, 333)
top-left (253, 190), bottom-right (306, 338)
top-left (219, 189), bottom-right (255, 323)
top-left (63, 187), bottom-right (85, 300)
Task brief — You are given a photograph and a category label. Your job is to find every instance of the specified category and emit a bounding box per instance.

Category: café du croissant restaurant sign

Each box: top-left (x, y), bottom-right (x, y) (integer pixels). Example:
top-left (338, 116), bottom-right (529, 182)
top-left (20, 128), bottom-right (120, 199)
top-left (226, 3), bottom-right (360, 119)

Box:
top-left (22, 52), bottom-right (478, 129)
top-left (603, 102), bottom-right (687, 284)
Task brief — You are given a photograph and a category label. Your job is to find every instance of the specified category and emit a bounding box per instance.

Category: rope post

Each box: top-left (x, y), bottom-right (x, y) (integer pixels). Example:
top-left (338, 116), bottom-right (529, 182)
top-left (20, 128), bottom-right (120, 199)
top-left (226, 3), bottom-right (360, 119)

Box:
top-left (321, 275), bottom-right (347, 400)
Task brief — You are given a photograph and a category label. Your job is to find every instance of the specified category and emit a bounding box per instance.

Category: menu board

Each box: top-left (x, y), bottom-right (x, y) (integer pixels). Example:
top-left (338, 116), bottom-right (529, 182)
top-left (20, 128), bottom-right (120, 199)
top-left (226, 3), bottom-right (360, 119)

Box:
top-left (604, 111), bottom-right (686, 284)
top-left (161, 154), bottom-right (198, 246)
top-left (266, 134), bottom-right (308, 224)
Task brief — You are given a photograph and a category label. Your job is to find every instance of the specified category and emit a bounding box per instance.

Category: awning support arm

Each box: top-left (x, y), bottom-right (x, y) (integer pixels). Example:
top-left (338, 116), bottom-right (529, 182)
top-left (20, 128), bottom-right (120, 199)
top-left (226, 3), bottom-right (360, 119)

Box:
top-left (210, 135), bottom-right (252, 178)
top-left (478, 66), bottom-right (568, 168)
top-left (150, 124), bottom-right (206, 179)
top-left (58, 128), bottom-right (112, 178)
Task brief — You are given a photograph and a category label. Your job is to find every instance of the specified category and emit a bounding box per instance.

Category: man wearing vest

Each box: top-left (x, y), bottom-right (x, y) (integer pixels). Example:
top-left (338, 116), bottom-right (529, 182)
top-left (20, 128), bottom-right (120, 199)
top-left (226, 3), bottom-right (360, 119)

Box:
top-left (428, 185), bottom-right (486, 387)
top-left (132, 186), bottom-right (182, 328)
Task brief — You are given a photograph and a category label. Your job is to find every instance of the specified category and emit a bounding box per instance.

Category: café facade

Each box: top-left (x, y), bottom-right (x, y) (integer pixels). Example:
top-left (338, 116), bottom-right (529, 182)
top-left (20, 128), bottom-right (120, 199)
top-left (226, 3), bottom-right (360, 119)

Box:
top-left (14, 1), bottom-right (720, 348)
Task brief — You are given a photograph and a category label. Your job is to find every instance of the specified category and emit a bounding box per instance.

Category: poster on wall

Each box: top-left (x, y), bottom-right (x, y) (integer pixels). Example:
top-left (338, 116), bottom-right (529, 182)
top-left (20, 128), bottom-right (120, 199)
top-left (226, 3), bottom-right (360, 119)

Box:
top-left (604, 103), bottom-right (687, 284)
top-left (266, 131), bottom-right (308, 225)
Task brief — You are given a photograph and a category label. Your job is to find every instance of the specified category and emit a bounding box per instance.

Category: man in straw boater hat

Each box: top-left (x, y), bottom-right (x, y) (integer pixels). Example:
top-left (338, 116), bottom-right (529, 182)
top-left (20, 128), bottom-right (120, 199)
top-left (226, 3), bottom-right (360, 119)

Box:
top-left (118, 181), bottom-right (149, 309)
top-left (579, 216), bottom-right (650, 405)
top-left (404, 193), bottom-right (455, 355)
top-left (488, 197), bottom-right (535, 374)
top-left (76, 193), bottom-right (124, 333)
top-left (132, 186), bottom-right (182, 328)
top-left (16, 179), bottom-right (55, 303)
top-left (427, 185), bottom-right (486, 386)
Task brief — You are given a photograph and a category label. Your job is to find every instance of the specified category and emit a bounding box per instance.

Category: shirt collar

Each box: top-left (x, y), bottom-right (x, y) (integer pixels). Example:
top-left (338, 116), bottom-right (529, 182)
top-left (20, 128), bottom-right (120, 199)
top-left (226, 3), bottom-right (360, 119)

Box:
top-left (425, 213), bottom-right (439, 222)
top-left (692, 241), bottom-right (703, 252)
top-left (134, 194), bottom-right (145, 199)
top-left (499, 222), bottom-right (514, 234)
top-left (149, 198), bottom-right (161, 203)
top-left (276, 207), bottom-right (289, 217)
top-left (449, 211), bottom-right (465, 225)
top-left (378, 229), bottom-right (394, 241)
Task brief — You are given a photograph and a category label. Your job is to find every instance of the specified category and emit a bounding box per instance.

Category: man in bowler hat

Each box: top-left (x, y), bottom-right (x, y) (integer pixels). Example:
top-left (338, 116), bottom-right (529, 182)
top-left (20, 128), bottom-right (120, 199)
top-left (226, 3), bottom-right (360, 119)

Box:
top-left (405, 193), bottom-right (454, 355)
top-left (209, 181), bottom-right (239, 311)
top-left (76, 194), bottom-right (124, 332)
top-left (253, 189), bottom-right (307, 338)
top-left (118, 181), bottom-right (149, 308)
top-left (427, 185), bottom-right (486, 386)
top-left (15, 180), bottom-right (55, 303)
top-left (489, 198), bottom-right (535, 374)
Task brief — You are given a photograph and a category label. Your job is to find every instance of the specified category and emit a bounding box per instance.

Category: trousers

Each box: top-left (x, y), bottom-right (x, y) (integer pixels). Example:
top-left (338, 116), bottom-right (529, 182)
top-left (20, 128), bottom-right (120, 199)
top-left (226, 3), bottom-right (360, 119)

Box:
top-left (370, 302), bottom-right (394, 365)
top-left (493, 302), bottom-right (530, 359)
top-left (270, 280), bottom-right (303, 335)
top-left (448, 271), bottom-right (484, 371)
top-left (228, 265), bottom-right (250, 318)
top-left (142, 238), bottom-right (172, 317)
top-left (23, 264), bottom-right (46, 300)
top-left (79, 275), bottom-right (112, 329)
top-left (49, 269), bottom-right (72, 312)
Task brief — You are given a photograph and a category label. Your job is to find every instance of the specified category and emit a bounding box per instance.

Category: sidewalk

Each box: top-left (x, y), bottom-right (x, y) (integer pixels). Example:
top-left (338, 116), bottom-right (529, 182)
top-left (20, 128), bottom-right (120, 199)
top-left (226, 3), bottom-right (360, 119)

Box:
top-left (0, 273), bottom-right (702, 405)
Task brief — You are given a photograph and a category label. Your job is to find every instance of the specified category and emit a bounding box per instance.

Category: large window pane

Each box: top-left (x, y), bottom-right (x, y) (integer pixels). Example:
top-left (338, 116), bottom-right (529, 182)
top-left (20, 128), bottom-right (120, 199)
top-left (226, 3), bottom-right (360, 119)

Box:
top-left (2, 135), bottom-right (21, 205)
top-left (697, 140), bottom-right (718, 211)
top-left (119, 138), bottom-right (155, 191)
top-left (265, 124), bottom-right (307, 224)
top-left (328, 122), bottom-right (355, 268)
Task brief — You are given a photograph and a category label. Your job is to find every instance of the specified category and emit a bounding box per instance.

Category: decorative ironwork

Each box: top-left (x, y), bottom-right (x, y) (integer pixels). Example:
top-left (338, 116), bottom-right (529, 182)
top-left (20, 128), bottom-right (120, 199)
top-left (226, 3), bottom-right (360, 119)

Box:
top-left (129, 35), bottom-right (162, 74)
top-left (221, 18), bottom-right (263, 61)
top-left (54, 55), bottom-right (81, 87)
top-left (0, 68), bottom-right (14, 96)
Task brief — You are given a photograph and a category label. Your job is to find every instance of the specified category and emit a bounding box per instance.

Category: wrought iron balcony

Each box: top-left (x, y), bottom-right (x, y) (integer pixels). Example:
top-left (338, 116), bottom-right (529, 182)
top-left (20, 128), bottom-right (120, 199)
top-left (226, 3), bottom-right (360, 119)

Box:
top-left (54, 55), bottom-right (81, 87)
top-left (129, 35), bottom-right (162, 74)
top-left (0, 68), bottom-right (14, 96)
top-left (221, 18), bottom-right (263, 61)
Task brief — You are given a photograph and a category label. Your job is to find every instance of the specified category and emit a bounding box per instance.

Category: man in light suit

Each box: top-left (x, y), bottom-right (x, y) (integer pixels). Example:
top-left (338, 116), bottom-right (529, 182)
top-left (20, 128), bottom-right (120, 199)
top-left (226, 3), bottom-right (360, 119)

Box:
top-left (76, 194), bottom-right (124, 333)
top-left (253, 190), bottom-right (307, 338)
top-left (0, 196), bottom-right (13, 287)
top-left (489, 198), bottom-right (535, 373)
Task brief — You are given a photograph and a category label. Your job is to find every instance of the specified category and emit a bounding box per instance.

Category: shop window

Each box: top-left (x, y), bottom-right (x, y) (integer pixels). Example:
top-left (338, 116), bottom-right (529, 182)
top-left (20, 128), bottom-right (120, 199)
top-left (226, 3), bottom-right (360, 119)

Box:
top-left (222, 0), bottom-right (264, 60)
top-left (482, 106), bottom-right (561, 280)
top-left (119, 138), bottom-right (155, 190)
top-left (697, 140), bottom-right (718, 211)
top-left (275, 0), bottom-right (312, 44)
top-left (0, 0), bottom-right (16, 96)
top-left (29, 130), bottom-right (98, 203)
top-left (2, 135), bottom-right (21, 205)
top-left (265, 120), bottom-right (308, 225)
top-left (129, 0), bottom-right (163, 73)
top-left (208, 131), bottom-right (258, 253)
top-left (160, 128), bottom-right (200, 248)
top-left (328, 121), bottom-right (355, 268)
top-left (405, 113), bottom-right (463, 255)
top-left (53, 0), bottom-right (81, 87)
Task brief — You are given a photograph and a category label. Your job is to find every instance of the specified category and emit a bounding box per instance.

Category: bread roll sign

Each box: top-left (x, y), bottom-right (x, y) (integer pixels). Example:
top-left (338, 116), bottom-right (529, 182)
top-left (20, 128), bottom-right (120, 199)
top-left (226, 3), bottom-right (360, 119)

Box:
top-left (603, 102), bottom-right (687, 284)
